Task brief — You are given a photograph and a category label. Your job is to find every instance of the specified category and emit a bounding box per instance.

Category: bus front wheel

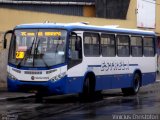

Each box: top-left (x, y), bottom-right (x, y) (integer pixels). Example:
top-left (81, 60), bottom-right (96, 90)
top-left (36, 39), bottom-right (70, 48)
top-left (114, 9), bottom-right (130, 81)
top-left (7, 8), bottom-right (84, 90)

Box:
top-left (35, 92), bottom-right (44, 103)
top-left (79, 76), bottom-right (95, 101)
top-left (122, 73), bottom-right (141, 96)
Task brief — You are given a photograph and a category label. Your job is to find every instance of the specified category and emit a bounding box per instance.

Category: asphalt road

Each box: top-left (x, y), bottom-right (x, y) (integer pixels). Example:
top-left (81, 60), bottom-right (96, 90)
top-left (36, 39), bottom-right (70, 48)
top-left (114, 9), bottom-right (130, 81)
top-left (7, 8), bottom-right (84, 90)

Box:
top-left (0, 79), bottom-right (160, 120)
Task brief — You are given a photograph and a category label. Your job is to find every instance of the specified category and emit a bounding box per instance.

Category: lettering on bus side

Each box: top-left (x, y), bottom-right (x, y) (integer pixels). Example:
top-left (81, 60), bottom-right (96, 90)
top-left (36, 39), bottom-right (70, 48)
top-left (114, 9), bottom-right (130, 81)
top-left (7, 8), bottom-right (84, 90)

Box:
top-left (101, 61), bottom-right (129, 71)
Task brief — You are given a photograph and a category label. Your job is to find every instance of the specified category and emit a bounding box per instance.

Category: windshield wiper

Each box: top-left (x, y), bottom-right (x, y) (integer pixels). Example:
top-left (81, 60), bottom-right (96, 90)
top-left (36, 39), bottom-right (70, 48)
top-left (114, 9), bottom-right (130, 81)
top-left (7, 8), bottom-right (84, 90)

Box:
top-left (34, 38), bottom-right (51, 69)
top-left (17, 38), bottom-right (35, 68)
top-left (32, 31), bottom-right (39, 67)
top-left (34, 38), bottom-right (40, 57)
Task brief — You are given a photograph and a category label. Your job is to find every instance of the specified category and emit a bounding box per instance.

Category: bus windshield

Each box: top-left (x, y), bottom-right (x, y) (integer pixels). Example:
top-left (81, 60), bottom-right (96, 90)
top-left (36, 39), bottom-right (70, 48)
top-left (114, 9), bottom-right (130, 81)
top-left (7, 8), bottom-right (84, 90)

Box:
top-left (8, 29), bottom-right (67, 68)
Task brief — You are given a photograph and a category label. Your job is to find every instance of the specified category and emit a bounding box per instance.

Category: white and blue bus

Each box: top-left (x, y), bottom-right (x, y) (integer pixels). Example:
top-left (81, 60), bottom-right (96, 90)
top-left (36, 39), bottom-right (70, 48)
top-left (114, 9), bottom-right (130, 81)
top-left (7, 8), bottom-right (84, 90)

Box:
top-left (4, 23), bottom-right (157, 98)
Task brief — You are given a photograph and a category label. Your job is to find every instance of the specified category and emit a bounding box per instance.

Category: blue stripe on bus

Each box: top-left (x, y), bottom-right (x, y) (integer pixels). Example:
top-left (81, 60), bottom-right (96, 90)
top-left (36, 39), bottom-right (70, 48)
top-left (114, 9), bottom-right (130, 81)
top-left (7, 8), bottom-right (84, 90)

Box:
top-left (88, 65), bottom-right (101, 67)
top-left (129, 64), bottom-right (138, 66)
top-left (88, 64), bottom-right (138, 68)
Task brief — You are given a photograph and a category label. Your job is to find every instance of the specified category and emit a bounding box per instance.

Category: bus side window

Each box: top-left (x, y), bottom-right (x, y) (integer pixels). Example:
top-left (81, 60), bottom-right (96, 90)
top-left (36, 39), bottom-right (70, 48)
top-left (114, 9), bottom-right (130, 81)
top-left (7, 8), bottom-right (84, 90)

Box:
top-left (143, 37), bottom-right (155, 57)
top-left (83, 32), bottom-right (100, 57)
top-left (131, 36), bottom-right (143, 57)
top-left (68, 36), bottom-right (82, 69)
top-left (117, 35), bottom-right (130, 57)
top-left (101, 34), bottom-right (115, 57)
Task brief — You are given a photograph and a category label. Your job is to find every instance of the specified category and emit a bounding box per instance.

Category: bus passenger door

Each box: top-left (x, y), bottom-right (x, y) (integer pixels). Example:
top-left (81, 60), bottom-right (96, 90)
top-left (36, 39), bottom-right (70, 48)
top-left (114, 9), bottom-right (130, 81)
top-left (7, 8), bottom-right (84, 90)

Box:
top-left (68, 33), bottom-right (82, 69)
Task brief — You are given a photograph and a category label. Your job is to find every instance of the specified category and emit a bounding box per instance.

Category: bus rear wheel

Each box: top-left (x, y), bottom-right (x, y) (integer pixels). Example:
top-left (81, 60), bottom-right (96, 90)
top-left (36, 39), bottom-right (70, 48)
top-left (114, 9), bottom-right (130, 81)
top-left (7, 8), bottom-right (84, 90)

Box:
top-left (122, 73), bottom-right (141, 96)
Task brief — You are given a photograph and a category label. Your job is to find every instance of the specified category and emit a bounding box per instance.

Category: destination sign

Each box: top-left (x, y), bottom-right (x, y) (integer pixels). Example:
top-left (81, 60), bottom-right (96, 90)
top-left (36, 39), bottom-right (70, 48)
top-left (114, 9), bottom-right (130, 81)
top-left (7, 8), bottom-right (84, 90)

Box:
top-left (16, 51), bottom-right (25, 59)
top-left (21, 32), bottom-right (61, 37)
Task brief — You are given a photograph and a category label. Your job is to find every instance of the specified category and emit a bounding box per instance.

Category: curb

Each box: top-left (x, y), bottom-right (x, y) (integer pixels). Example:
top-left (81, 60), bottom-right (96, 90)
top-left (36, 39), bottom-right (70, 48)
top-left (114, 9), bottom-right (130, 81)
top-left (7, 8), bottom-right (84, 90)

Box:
top-left (5, 95), bottom-right (35, 101)
top-left (0, 93), bottom-right (35, 101)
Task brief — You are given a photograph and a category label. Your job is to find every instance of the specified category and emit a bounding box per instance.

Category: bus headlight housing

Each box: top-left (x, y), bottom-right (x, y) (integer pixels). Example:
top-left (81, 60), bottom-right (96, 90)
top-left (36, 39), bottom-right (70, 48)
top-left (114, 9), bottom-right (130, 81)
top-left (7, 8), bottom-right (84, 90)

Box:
top-left (7, 72), bottom-right (17, 80)
top-left (50, 72), bottom-right (66, 82)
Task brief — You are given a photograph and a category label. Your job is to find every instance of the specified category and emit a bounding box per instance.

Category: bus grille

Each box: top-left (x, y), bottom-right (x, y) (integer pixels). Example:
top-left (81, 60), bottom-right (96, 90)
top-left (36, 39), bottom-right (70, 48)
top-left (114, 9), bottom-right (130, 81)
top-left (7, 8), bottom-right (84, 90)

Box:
top-left (24, 71), bottom-right (42, 75)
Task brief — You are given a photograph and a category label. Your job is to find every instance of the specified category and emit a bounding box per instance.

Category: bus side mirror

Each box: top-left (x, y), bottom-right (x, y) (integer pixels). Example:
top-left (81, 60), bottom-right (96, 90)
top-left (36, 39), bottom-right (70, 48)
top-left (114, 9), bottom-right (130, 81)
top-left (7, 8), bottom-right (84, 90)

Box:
top-left (3, 30), bottom-right (13, 49)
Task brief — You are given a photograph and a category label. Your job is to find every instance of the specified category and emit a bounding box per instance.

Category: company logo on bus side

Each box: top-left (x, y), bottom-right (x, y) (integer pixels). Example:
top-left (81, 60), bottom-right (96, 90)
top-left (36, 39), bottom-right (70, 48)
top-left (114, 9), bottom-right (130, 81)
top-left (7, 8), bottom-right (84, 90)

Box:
top-left (31, 76), bottom-right (35, 80)
top-left (101, 61), bottom-right (129, 71)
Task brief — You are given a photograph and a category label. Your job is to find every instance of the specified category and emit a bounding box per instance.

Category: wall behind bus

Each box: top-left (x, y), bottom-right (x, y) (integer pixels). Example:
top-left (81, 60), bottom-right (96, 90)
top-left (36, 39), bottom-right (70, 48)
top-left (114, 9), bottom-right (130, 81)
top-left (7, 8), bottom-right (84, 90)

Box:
top-left (0, 0), bottom-right (137, 32)
top-left (1, 0), bottom-right (160, 38)
top-left (0, 32), bottom-right (3, 49)
top-left (156, 0), bottom-right (160, 36)
top-left (0, 50), bottom-right (8, 89)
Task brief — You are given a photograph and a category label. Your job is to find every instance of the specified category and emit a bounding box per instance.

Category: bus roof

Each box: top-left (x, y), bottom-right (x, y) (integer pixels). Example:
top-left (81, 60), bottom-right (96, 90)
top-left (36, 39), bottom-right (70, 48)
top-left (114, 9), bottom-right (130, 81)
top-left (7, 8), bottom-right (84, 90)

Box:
top-left (15, 23), bottom-right (156, 36)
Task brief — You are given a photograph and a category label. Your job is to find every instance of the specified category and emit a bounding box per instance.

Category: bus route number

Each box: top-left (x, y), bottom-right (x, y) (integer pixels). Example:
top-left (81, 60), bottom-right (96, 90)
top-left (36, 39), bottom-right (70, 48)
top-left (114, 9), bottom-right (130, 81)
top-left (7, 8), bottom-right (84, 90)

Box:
top-left (16, 51), bottom-right (25, 59)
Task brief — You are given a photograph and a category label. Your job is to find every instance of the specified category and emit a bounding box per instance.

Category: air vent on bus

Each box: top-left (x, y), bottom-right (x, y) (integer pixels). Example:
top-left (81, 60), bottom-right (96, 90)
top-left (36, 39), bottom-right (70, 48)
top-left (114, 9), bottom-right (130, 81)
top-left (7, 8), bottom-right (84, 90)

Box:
top-left (24, 71), bottom-right (42, 75)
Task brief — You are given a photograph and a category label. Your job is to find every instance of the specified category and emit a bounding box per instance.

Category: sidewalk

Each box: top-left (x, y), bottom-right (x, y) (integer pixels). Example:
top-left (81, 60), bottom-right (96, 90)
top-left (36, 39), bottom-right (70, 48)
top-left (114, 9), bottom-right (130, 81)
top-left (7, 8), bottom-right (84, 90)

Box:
top-left (0, 88), bottom-right (34, 101)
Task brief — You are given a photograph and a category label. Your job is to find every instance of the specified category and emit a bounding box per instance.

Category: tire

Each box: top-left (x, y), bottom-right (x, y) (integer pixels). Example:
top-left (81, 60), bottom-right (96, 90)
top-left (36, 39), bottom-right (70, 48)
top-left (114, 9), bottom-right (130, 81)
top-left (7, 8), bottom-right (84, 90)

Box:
top-left (122, 73), bottom-right (141, 96)
top-left (35, 92), bottom-right (43, 103)
top-left (79, 76), bottom-right (95, 101)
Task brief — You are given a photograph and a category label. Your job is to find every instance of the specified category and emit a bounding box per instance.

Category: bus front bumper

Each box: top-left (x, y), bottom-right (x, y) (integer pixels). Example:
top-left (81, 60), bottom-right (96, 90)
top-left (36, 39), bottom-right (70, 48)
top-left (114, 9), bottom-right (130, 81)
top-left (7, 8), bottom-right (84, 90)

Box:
top-left (7, 77), bottom-right (67, 95)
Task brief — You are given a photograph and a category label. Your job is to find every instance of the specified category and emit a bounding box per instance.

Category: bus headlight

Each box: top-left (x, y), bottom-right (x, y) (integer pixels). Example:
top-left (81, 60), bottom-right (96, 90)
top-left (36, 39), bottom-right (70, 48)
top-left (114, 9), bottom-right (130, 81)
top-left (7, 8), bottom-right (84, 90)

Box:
top-left (7, 72), bottom-right (17, 80)
top-left (50, 72), bottom-right (66, 82)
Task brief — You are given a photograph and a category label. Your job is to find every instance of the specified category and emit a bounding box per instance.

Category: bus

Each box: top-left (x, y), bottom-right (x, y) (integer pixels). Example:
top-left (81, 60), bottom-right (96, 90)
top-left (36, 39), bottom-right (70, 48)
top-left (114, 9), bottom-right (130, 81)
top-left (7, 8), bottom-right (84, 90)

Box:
top-left (4, 23), bottom-right (157, 99)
